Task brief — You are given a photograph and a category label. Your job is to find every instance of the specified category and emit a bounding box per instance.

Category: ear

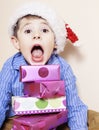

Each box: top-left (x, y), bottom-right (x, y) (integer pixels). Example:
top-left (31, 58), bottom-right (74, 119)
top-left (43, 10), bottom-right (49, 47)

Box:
top-left (11, 36), bottom-right (20, 50)
top-left (54, 44), bottom-right (57, 49)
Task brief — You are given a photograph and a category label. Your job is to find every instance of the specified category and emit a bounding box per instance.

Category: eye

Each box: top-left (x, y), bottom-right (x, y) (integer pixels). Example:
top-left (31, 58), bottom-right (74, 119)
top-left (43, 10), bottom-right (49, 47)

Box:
top-left (42, 28), bottom-right (49, 33)
top-left (24, 29), bottom-right (32, 34)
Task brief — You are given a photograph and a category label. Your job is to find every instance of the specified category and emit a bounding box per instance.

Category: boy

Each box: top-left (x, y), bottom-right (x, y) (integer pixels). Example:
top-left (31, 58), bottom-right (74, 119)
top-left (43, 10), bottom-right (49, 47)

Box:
top-left (0, 2), bottom-right (88, 130)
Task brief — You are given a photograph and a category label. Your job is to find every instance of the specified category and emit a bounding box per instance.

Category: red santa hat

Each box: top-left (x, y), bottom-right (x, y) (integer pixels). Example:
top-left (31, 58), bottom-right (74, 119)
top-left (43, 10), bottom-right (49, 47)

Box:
top-left (8, 2), bottom-right (79, 54)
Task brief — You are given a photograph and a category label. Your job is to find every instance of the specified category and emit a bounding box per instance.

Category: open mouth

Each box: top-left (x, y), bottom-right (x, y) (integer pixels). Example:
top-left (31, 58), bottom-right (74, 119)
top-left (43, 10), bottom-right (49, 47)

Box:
top-left (31, 44), bottom-right (44, 62)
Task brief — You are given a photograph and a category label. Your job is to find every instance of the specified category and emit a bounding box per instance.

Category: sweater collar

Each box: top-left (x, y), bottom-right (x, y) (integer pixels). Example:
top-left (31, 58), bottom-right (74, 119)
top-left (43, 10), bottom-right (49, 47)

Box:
top-left (12, 52), bottom-right (59, 70)
top-left (12, 52), bottom-right (28, 70)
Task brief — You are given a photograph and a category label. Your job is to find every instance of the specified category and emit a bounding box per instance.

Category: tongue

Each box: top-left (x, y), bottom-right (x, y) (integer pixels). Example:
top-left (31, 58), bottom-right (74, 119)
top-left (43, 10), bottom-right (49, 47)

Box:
top-left (32, 49), bottom-right (43, 58)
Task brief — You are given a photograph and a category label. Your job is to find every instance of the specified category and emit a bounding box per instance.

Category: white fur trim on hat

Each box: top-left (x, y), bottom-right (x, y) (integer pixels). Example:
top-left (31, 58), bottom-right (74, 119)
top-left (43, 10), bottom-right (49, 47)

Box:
top-left (8, 2), bottom-right (67, 54)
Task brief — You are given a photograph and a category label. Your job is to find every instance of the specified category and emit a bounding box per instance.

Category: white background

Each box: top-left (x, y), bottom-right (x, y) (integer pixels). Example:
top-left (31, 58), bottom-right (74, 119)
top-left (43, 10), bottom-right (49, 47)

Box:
top-left (0, 0), bottom-right (99, 112)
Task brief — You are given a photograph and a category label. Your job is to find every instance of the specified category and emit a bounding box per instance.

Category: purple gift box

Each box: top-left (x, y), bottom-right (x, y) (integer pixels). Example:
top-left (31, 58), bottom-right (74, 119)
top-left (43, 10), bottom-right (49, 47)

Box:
top-left (12, 110), bottom-right (68, 130)
top-left (20, 65), bottom-right (60, 82)
top-left (23, 80), bottom-right (65, 98)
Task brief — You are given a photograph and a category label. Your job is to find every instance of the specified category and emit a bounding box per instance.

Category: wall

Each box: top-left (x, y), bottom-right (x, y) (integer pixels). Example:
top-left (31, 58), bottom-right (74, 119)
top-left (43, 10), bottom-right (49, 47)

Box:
top-left (0, 0), bottom-right (99, 111)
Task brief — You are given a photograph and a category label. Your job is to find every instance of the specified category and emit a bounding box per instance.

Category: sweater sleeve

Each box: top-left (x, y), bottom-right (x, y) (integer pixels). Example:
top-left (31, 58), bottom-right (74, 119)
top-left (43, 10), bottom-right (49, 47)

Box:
top-left (61, 63), bottom-right (88, 130)
top-left (0, 61), bottom-right (12, 128)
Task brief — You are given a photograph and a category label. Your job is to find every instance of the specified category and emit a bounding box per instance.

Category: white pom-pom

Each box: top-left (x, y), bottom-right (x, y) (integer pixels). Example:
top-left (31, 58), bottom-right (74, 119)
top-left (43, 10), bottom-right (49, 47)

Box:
top-left (73, 41), bottom-right (81, 47)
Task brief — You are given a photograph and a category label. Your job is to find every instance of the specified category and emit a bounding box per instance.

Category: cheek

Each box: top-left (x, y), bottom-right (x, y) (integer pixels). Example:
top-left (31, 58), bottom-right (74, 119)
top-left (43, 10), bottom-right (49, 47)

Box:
top-left (19, 42), bottom-right (29, 53)
top-left (46, 33), bottom-right (55, 41)
top-left (50, 40), bottom-right (55, 49)
top-left (48, 35), bottom-right (55, 45)
top-left (45, 41), bottom-right (55, 50)
top-left (18, 38), bottom-right (30, 47)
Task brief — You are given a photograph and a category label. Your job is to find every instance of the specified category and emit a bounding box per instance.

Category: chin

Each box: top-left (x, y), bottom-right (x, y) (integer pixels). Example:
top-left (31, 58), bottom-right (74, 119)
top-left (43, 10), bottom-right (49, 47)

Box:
top-left (30, 61), bottom-right (46, 66)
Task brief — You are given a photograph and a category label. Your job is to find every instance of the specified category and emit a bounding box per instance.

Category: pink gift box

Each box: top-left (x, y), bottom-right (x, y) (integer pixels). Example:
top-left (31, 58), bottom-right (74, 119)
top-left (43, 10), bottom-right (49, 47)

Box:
top-left (23, 80), bottom-right (65, 98)
top-left (20, 65), bottom-right (60, 82)
top-left (12, 110), bottom-right (68, 130)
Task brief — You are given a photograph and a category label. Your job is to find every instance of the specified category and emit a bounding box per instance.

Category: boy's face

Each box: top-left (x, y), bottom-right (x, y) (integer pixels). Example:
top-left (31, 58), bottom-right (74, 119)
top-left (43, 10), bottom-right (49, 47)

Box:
top-left (11, 17), bottom-right (56, 65)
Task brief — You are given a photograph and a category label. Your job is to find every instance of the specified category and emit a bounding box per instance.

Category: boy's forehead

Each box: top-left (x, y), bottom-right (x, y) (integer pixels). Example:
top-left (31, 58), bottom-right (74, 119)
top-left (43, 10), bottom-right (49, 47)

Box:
top-left (19, 15), bottom-right (45, 22)
top-left (19, 15), bottom-right (46, 24)
top-left (18, 15), bottom-right (51, 28)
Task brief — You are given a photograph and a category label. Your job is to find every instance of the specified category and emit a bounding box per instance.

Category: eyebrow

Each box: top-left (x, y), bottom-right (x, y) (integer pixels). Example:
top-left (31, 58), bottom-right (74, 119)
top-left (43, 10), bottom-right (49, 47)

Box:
top-left (20, 22), bottom-right (32, 31)
top-left (19, 20), bottom-right (52, 32)
top-left (41, 22), bottom-right (52, 30)
top-left (41, 21), bottom-right (48, 25)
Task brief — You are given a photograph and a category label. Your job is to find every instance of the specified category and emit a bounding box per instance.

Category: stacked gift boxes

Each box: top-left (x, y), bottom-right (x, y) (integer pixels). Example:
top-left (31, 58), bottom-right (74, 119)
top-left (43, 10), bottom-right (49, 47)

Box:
top-left (12, 65), bottom-right (67, 130)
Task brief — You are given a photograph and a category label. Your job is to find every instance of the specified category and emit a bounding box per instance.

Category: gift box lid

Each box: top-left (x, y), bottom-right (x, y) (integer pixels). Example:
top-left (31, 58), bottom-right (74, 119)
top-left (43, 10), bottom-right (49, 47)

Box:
top-left (20, 65), bottom-right (60, 82)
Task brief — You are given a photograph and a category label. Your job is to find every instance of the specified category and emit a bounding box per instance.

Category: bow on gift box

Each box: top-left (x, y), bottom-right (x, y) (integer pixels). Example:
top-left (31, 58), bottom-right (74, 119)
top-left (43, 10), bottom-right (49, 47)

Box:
top-left (40, 81), bottom-right (65, 99)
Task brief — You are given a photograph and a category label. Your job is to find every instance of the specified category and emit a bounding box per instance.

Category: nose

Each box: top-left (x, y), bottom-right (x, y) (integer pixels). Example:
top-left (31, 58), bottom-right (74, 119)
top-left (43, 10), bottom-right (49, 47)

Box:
top-left (33, 36), bottom-right (40, 39)
top-left (33, 32), bottom-right (40, 39)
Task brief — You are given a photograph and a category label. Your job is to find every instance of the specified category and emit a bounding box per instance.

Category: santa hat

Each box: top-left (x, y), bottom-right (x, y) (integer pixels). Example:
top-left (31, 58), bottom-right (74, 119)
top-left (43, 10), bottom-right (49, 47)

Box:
top-left (8, 2), bottom-right (79, 54)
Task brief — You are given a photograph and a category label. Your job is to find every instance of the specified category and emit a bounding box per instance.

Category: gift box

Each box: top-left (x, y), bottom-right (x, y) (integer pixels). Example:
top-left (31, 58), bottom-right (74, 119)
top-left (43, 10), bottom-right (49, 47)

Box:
top-left (20, 65), bottom-right (60, 82)
top-left (12, 96), bottom-right (66, 115)
top-left (12, 110), bottom-right (68, 130)
top-left (23, 80), bottom-right (65, 98)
